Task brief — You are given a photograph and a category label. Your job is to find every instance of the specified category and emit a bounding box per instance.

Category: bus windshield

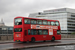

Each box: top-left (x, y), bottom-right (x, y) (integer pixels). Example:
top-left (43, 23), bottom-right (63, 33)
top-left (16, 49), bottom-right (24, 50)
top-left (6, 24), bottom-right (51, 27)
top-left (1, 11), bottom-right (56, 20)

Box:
top-left (14, 28), bottom-right (22, 32)
top-left (15, 18), bottom-right (22, 25)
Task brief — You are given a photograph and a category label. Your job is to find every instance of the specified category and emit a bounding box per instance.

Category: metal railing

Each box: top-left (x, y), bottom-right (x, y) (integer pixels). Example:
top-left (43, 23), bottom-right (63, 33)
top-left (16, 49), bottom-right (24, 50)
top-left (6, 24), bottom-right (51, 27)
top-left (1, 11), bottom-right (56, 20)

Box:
top-left (67, 22), bottom-right (75, 24)
top-left (67, 19), bottom-right (75, 21)
top-left (68, 28), bottom-right (75, 30)
top-left (61, 34), bottom-right (75, 38)
top-left (67, 25), bottom-right (75, 27)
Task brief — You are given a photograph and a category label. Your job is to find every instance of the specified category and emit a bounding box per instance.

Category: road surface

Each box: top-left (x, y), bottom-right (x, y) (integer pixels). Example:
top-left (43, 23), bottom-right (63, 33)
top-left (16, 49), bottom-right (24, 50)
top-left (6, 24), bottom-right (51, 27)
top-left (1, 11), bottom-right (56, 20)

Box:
top-left (22, 45), bottom-right (75, 50)
top-left (1, 40), bottom-right (75, 50)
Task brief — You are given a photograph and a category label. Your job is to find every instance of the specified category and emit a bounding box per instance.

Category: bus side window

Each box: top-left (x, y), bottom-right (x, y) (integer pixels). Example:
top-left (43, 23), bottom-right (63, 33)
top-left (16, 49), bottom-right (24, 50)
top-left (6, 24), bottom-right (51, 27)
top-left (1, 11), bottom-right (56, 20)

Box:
top-left (43, 30), bottom-right (48, 35)
top-left (55, 21), bottom-right (59, 26)
top-left (31, 29), bottom-right (37, 35)
top-left (43, 20), bottom-right (47, 25)
top-left (51, 21), bottom-right (55, 26)
top-left (36, 30), bottom-right (38, 35)
top-left (25, 30), bottom-right (27, 36)
top-left (24, 19), bottom-right (30, 24)
top-left (48, 21), bottom-right (50, 25)
top-left (31, 30), bottom-right (34, 35)
top-left (28, 29), bottom-right (31, 35)
top-left (38, 30), bottom-right (42, 35)
top-left (37, 20), bottom-right (42, 25)
top-left (15, 18), bottom-right (22, 25)
top-left (31, 19), bottom-right (36, 24)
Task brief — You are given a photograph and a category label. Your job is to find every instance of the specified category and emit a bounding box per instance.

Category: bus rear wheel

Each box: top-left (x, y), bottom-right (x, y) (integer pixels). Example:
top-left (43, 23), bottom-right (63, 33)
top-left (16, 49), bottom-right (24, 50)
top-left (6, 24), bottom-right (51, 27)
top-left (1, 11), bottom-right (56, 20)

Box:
top-left (43, 40), bottom-right (46, 42)
top-left (51, 37), bottom-right (55, 42)
top-left (31, 37), bottom-right (35, 43)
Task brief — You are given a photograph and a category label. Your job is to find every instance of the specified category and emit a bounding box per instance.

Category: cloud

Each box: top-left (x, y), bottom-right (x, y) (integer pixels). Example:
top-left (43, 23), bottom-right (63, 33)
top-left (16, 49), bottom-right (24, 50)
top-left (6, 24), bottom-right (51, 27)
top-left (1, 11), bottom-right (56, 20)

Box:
top-left (0, 0), bottom-right (75, 26)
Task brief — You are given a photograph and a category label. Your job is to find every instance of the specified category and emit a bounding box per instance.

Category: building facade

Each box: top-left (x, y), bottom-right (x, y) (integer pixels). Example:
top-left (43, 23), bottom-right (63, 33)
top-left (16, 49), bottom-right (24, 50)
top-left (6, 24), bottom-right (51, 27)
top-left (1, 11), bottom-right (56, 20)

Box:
top-left (29, 8), bottom-right (75, 34)
top-left (0, 19), bottom-right (13, 41)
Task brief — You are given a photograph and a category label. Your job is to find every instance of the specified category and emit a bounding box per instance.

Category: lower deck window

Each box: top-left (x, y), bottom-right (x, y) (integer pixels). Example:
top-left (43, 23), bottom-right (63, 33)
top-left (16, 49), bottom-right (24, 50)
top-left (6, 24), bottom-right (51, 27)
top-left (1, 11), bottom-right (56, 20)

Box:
top-left (43, 30), bottom-right (48, 35)
top-left (28, 29), bottom-right (30, 35)
top-left (38, 30), bottom-right (42, 35)
top-left (31, 30), bottom-right (37, 35)
top-left (28, 29), bottom-right (48, 35)
top-left (14, 28), bottom-right (22, 32)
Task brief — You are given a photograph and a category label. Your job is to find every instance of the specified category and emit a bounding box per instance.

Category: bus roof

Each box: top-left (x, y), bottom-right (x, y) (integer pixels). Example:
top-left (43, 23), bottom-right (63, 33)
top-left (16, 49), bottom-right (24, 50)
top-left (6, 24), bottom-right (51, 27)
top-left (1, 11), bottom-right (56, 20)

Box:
top-left (15, 16), bottom-right (59, 22)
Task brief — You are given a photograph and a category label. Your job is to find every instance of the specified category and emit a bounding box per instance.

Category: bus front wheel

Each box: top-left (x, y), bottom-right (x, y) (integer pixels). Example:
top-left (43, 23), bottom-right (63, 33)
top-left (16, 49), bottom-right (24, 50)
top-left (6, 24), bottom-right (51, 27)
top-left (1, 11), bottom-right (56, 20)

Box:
top-left (51, 37), bottom-right (55, 42)
top-left (31, 37), bottom-right (35, 43)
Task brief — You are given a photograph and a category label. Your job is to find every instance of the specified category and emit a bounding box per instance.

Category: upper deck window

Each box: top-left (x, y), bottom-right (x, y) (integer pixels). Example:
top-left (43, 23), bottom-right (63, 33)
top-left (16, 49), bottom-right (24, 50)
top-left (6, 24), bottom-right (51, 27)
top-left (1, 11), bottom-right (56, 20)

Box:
top-left (24, 19), bottom-right (30, 24)
top-left (31, 19), bottom-right (36, 24)
top-left (51, 21), bottom-right (55, 26)
top-left (43, 20), bottom-right (47, 25)
top-left (15, 18), bottom-right (22, 25)
top-left (55, 21), bottom-right (59, 26)
top-left (37, 20), bottom-right (42, 25)
top-left (48, 21), bottom-right (50, 25)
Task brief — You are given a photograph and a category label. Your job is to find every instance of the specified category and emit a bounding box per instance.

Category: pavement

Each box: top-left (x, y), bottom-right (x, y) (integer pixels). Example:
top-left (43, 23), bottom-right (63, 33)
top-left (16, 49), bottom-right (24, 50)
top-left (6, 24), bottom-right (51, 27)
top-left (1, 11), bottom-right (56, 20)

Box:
top-left (61, 38), bottom-right (75, 40)
top-left (0, 40), bottom-right (13, 44)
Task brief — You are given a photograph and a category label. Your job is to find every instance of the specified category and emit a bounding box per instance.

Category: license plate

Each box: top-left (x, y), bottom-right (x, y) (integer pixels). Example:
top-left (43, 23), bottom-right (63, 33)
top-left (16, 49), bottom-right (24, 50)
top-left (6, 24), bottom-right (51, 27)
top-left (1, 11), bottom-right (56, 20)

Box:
top-left (17, 40), bottom-right (19, 41)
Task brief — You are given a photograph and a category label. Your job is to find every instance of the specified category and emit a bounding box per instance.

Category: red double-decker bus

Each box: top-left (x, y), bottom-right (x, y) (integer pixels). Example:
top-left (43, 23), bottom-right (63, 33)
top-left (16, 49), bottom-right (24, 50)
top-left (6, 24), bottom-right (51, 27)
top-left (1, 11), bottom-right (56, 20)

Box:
top-left (14, 16), bottom-right (61, 42)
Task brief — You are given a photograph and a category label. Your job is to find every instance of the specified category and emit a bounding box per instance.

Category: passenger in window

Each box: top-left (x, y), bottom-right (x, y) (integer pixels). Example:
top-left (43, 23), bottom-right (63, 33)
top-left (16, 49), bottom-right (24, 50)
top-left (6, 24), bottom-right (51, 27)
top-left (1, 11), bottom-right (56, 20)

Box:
top-left (43, 30), bottom-right (48, 35)
top-left (31, 21), bottom-right (33, 24)
top-left (38, 30), bottom-right (42, 35)
top-left (33, 20), bottom-right (34, 24)
top-left (56, 21), bottom-right (59, 26)
top-left (18, 20), bottom-right (22, 25)
top-left (43, 31), bottom-right (45, 35)
top-left (44, 31), bottom-right (46, 34)
top-left (31, 30), bottom-right (33, 35)
top-left (33, 20), bottom-right (35, 24)
top-left (27, 20), bottom-right (30, 24)
top-left (28, 33), bottom-right (30, 35)
top-left (28, 32), bottom-right (31, 35)
top-left (31, 32), bottom-right (33, 35)
top-left (36, 31), bottom-right (39, 35)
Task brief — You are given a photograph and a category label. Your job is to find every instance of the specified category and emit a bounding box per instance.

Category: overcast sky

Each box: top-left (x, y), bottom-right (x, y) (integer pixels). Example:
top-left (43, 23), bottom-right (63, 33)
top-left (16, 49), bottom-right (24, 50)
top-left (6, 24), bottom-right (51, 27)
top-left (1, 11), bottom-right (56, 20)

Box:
top-left (0, 0), bottom-right (75, 26)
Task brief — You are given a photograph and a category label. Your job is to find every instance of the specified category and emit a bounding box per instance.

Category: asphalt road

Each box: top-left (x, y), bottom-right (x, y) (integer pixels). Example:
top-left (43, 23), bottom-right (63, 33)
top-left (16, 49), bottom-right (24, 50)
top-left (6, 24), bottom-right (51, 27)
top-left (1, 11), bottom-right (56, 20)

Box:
top-left (22, 45), bottom-right (75, 50)
top-left (1, 40), bottom-right (75, 50)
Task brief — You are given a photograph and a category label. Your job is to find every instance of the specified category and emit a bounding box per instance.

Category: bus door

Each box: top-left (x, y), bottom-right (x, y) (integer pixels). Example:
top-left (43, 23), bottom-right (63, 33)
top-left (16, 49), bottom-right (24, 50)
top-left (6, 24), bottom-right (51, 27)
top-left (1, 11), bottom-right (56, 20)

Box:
top-left (43, 29), bottom-right (48, 40)
top-left (24, 30), bottom-right (27, 41)
top-left (25, 30), bottom-right (27, 36)
top-left (37, 30), bottom-right (43, 41)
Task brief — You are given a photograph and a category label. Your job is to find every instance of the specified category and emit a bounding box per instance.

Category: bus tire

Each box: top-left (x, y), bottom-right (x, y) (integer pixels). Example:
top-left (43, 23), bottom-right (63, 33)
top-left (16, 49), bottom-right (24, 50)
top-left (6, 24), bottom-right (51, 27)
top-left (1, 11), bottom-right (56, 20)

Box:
top-left (43, 40), bottom-right (46, 42)
top-left (31, 37), bottom-right (35, 43)
top-left (51, 37), bottom-right (55, 42)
